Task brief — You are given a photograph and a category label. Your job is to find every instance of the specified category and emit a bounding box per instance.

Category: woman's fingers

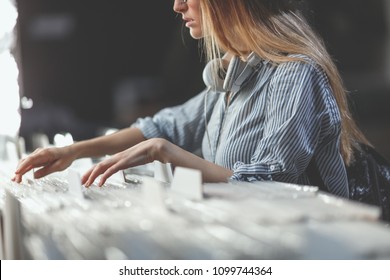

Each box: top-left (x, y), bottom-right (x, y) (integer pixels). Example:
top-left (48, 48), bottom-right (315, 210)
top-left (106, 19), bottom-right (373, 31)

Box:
top-left (12, 147), bottom-right (69, 184)
top-left (83, 155), bottom-right (132, 187)
top-left (15, 150), bottom-right (52, 174)
top-left (11, 173), bottom-right (22, 183)
top-left (84, 160), bottom-right (114, 187)
top-left (15, 148), bottom-right (42, 170)
top-left (15, 158), bottom-right (33, 174)
top-left (33, 160), bottom-right (62, 179)
top-left (83, 139), bottom-right (170, 187)
top-left (98, 163), bottom-right (123, 187)
top-left (12, 162), bottom-right (37, 183)
top-left (81, 167), bottom-right (94, 185)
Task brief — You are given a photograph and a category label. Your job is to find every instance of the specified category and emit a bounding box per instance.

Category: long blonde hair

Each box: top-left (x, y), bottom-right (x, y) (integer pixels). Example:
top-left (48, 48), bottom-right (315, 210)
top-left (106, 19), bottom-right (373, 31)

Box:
top-left (199, 0), bottom-right (369, 165)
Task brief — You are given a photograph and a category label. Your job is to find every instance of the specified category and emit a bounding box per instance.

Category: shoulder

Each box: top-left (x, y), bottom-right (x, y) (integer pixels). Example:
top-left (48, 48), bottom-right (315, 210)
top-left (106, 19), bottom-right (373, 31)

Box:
top-left (272, 54), bottom-right (330, 87)
top-left (265, 54), bottom-right (335, 109)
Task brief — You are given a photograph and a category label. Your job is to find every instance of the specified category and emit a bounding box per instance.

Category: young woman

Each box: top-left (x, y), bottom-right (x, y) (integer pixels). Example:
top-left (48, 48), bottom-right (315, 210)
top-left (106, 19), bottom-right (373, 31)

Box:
top-left (13, 0), bottom-right (369, 198)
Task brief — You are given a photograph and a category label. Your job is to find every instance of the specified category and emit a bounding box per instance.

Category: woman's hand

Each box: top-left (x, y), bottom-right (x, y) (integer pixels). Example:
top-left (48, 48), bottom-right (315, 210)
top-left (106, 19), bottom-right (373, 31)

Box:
top-left (81, 137), bottom-right (233, 187)
top-left (82, 138), bottom-right (172, 187)
top-left (12, 146), bottom-right (76, 183)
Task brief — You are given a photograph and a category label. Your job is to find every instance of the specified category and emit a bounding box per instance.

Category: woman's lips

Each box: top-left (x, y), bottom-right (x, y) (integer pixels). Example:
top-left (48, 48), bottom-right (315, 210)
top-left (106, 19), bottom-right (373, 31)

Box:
top-left (183, 18), bottom-right (195, 27)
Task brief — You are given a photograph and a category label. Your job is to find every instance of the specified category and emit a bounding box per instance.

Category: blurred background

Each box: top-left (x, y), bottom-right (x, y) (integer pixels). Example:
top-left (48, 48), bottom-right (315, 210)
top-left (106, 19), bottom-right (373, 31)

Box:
top-left (5, 0), bottom-right (390, 158)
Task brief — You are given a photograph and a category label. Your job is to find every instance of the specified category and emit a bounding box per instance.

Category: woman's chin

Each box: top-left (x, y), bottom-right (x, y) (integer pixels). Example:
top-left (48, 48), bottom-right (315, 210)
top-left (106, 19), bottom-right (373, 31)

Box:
top-left (189, 29), bottom-right (203, 40)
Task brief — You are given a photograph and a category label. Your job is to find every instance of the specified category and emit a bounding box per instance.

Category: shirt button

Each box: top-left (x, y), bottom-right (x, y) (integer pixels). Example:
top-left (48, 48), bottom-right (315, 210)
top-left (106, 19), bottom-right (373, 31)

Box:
top-left (270, 165), bottom-right (275, 171)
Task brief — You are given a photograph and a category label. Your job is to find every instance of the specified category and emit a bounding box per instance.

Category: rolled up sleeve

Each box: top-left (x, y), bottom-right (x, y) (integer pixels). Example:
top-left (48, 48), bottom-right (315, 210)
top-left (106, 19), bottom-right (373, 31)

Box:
top-left (132, 89), bottom-right (219, 153)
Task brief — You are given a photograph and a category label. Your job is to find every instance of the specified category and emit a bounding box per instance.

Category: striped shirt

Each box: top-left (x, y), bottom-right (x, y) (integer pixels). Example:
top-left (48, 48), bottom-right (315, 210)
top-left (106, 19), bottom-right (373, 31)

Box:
top-left (133, 54), bottom-right (348, 197)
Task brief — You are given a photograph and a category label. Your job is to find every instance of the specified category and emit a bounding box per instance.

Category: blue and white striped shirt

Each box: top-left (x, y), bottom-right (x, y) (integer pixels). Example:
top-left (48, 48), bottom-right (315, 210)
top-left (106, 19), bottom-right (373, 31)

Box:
top-left (133, 54), bottom-right (348, 197)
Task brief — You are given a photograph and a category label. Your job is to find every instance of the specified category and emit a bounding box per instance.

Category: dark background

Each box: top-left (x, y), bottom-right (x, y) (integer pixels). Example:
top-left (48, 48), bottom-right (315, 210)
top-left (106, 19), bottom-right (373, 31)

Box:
top-left (15, 0), bottom-right (390, 158)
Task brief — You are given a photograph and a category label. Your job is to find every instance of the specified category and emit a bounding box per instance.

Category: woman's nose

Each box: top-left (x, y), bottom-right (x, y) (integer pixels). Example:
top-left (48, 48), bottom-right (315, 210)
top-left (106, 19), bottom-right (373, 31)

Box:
top-left (173, 0), bottom-right (187, 13)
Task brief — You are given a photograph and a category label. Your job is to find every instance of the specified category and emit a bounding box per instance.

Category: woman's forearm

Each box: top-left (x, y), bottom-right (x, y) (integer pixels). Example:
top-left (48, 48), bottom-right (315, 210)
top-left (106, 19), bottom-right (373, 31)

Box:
top-left (71, 127), bottom-right (146, 159)
top-left (160, 141), bottom-right (233, 183)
